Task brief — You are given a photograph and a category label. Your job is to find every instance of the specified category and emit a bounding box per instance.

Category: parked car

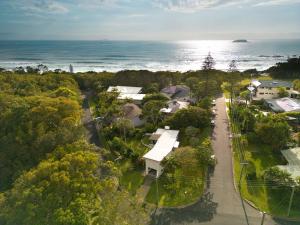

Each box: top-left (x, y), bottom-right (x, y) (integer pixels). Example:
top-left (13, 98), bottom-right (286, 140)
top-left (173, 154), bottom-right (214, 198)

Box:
top-left (211, 120), bottom-right (215, 126)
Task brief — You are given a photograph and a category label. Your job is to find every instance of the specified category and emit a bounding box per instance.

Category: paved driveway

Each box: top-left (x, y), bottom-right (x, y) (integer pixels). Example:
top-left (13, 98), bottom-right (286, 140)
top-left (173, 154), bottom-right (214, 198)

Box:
top-left (150, 96), bottom-right (297, 225)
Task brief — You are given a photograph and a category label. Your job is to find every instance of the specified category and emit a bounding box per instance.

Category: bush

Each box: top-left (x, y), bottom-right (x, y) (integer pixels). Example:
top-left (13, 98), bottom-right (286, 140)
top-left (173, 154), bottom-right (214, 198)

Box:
top-left (255, 118), bottom-right (291, 150)
top-left (185, 126), bottom-right (200, 137)
top-left (264, 167), bottom-right (294, 187)
top-left (108, 137), bottom-right (136, 159)
top-left (189, 137), bottom-right (200, 147)
top-left (246, 162), bottom-right (257, 180)
top-left (166, 106), bottom-right (211, 130)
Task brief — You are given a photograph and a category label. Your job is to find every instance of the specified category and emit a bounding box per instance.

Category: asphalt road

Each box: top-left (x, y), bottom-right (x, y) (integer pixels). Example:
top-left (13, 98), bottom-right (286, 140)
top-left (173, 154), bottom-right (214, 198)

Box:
top-left (150, 96), bottom-right (298, 225)
top-left (81, 91), bottom-right (101, 147)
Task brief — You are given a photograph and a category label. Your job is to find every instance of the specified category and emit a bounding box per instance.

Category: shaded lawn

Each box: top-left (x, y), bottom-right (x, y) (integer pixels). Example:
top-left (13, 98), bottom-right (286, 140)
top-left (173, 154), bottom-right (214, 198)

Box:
top-left (120, 169), bottom-right (145, 195)
top-left (145, 168), bottom-right (205, 207)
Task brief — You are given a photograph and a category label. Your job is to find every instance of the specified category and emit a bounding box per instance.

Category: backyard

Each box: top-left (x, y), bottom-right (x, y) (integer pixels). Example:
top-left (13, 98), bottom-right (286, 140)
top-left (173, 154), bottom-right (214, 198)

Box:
top-left (231, 113), bottom-right (300, 218)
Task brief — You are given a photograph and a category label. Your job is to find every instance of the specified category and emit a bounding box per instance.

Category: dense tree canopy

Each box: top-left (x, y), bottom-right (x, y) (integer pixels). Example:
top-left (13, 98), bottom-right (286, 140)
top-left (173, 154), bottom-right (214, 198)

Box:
top-left (0, 74), bottom-right (79, 97)
top-left (0, 94), bottom-right (83, 190)
top-left (166, 106), bottom-right (211, 130)
top-left (255, 115), bottom-right (291, 150)
top-left (0, 144), bottom-right (148, 225)
top-left (266, 57), bottom-right (300, 79)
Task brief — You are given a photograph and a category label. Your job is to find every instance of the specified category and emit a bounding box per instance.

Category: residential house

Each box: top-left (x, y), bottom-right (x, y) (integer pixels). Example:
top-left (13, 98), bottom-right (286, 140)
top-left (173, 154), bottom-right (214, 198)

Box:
top-left (122, 103), bottom-right (144, 127)
top-left (265, 97), bottom-right (300, 113)
top-left (143, 128), bottom-right (180, 178)
top-left (277, 147), bottom-right (300, 180)
top-left (160, 100), bottom-right (190, 114)
top-left (160, 85), bottom-right (190, 100)
top-left (107, 86), bottom-right (145, 104)
top-left (249, 80), bottom-right (299, 100)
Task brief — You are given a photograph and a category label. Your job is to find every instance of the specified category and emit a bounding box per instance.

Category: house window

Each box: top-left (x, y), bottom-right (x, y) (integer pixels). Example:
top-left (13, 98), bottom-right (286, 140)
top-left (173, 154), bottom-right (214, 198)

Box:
top-left (259, 93), bottom-right (264, 95)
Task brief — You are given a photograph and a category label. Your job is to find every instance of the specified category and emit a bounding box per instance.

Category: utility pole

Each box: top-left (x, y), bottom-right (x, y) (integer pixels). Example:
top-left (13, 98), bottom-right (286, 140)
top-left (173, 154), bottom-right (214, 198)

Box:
top-left (260, 211), bottom-right (266, 225)
top-left (287, 186), bottom-right (295, 217)
top-left (239, 162), bottom-right (248, 189)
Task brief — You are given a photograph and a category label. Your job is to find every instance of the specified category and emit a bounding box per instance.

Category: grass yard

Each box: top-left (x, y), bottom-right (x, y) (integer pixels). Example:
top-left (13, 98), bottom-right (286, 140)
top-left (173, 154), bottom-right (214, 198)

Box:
top-left (145, 127), bottom-right (210, 207)
top-left (118, 160), bottom-right (145, 195)
top-left (145, 168), bottom-right (205, 207)
top-left (232, 134), bottom-right (300, 218)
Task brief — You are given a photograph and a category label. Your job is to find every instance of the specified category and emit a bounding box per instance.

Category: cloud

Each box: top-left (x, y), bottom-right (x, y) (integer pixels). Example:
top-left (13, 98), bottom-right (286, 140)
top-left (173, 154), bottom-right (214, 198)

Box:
top-left (76, 0), bottom-right (117, 10)
top-left (153, 0), bottom-right (300, 12)
top-left (10, 0), bottom-right (69, 14)
top-left (152, 0), bottom-right (245, 12)
top-left (7, 0), bottom-right (117, 14)
top-left (254, 0), bottom-right (300, 6)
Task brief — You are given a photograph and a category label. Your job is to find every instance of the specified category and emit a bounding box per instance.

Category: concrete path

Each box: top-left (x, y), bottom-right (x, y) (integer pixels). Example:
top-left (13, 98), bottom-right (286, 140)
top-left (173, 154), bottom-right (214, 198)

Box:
top-left (150, 96), bottom-right (297, 225)
top-left (136, 176), bottom-right (154, 203)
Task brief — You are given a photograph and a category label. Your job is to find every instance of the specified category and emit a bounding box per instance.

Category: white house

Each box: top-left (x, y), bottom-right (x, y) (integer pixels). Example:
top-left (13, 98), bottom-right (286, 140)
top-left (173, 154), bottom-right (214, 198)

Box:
top-left (107, 86), bottom-right (145, 103)
top-left (277, 147), bottom-right (300, 180)
top-left (249, 80), bottom-right (299, 100)
top-left (143, 128), bottom-right (180, 178)
top-left (265, 97), bottom-right (300, 113)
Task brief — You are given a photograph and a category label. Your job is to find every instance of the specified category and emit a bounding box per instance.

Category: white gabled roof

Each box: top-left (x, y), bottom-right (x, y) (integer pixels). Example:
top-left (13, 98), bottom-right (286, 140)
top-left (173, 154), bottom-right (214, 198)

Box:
top-left (143, 129), bottom-right (179, 162)
top-left (107, 86), bottom-right (142, 94)
top-left (251, 80), bottom-right (261, 87)
top-left (247, 86), bottom-right (255, 92)
top-left (160, 100), bottom-right (190, 114)
top-left (118, 93), bottom-right (145, 101)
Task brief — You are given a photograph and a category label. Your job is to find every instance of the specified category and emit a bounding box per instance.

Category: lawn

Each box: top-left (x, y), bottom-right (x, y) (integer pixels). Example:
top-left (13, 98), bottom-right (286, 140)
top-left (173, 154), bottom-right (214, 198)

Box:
top-left (145, 168), bottom-right (205, 207)
top-left (145, 127), bottom-right (210, 207)
top-left (118, 160), bottom-right (145, 195)
top-left (232, 131), bottom-right (300, 218)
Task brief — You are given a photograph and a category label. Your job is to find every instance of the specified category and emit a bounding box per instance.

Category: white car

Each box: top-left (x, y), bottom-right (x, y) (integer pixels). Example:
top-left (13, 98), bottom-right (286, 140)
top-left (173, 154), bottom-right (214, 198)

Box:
top-left (211, 120), bottom-right (215, 126)
top-left (212, 99), bottom-right (216, 106)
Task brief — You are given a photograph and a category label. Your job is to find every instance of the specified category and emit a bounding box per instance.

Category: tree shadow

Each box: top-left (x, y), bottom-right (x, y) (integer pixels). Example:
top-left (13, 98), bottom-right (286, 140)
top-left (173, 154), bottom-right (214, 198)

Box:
top-left (150, 191), bottom-right (218, 225)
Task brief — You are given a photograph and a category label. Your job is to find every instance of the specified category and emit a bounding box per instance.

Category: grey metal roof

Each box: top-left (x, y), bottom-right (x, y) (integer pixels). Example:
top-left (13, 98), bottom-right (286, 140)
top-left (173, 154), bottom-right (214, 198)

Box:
top-left (259, 80), bottom-right (293, 88)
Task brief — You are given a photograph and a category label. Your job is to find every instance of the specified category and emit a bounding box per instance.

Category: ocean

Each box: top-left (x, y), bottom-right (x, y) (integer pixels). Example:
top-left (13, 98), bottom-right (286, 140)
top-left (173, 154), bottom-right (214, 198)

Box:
top-left (0, 40), bottom-right (299, 73)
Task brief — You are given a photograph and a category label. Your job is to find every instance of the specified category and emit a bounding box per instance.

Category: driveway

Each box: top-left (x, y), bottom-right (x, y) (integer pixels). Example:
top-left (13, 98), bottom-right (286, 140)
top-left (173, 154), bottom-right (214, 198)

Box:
top-left (150, 96), bottom-right (297, 225)
top-left (81, 91), bottom-right (101, 147)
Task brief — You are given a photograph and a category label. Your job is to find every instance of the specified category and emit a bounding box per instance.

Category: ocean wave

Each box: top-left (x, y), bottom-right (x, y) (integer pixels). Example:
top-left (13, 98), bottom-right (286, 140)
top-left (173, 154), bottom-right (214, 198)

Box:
top-left (75, 61), bottom-right (105, 64)
top-left (11, 57), bottom-right (43, 61)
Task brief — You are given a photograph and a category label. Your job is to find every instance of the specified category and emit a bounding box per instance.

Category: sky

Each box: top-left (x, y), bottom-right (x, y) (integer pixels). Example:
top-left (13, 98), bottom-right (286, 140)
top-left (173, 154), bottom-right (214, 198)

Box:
top-left (0, 0), bottom-right (300, 40)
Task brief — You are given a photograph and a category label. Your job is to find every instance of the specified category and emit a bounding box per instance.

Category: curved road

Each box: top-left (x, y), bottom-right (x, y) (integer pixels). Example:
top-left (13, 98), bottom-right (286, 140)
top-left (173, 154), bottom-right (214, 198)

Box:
top-left (150, 97), bottom-right (297, 225)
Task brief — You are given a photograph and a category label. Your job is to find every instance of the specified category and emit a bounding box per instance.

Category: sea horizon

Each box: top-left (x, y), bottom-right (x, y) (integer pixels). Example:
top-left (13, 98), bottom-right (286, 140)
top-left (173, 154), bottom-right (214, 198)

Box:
top-left (0, 39), bottom-right (299, 73)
